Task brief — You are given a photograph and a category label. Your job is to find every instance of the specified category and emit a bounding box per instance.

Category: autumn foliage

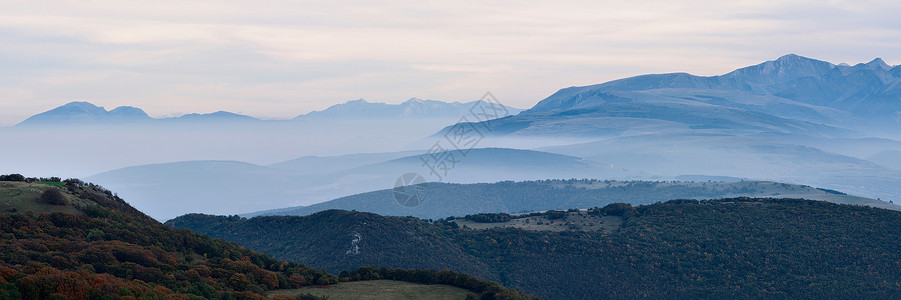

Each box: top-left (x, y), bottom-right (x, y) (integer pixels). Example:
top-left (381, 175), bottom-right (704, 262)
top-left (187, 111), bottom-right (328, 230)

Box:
top-left (0, 181), bottom-right (336, 299)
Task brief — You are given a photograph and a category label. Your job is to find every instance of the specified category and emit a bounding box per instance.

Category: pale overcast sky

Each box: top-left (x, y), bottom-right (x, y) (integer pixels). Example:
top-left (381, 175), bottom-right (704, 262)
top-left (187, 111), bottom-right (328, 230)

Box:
top-left (1, 0), bottom-right (900, 126)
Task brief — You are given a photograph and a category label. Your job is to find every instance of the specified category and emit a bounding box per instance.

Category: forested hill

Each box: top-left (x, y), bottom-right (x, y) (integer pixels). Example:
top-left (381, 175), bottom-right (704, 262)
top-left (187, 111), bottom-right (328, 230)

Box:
top-left (248, 179), bottom-right (897, 219)
top-left (0, 176), bottom-right (532, 300)
top-left (0, 177), bottom-right (338, 299)
top-left (170, 198), bottom-right (901, 300)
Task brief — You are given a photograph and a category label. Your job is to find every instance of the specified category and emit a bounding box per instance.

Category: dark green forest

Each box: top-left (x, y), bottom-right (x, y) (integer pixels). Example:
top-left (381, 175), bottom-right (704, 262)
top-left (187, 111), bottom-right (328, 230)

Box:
top-left (169, 198), bottom-right (901, 300)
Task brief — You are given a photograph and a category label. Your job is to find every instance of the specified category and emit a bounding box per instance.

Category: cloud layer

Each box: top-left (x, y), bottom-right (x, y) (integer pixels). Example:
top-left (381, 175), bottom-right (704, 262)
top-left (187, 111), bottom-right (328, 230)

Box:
top-left (1, 0), bottom-right (900, 125)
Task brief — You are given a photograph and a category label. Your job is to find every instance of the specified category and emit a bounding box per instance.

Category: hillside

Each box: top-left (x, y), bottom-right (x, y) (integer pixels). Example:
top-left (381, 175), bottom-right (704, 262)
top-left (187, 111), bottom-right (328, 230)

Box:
top-left (0, 175), bottom-right (531, 299)
top-left (247, 179), bottom-right (897, 219)
top-left (169, 198), bottom-right (901, 300)
top-left (0, 177), bottom-right (339, 299)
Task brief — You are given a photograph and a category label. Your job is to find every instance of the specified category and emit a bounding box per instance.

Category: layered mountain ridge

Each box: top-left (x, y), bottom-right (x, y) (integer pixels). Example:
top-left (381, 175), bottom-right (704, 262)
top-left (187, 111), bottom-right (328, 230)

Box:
top-left (296, 98), bottom-right (523, 120)
top-left (15, 98), bottom-right (523, 127)
top-left (488, 54), bottom-right (901, 138)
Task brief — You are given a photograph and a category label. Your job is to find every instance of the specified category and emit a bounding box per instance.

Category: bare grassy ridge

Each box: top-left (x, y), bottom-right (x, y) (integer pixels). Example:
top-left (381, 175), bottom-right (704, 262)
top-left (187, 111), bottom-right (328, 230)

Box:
top-left (0, 181), bottom-right (84, 215)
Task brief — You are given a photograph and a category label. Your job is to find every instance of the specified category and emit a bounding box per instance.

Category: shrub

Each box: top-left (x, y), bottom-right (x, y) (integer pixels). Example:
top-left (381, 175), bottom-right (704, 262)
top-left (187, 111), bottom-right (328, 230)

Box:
top-left (40, 189), bottom-right (68, 205)
top-left (599, 203), bottom-right (632, 216)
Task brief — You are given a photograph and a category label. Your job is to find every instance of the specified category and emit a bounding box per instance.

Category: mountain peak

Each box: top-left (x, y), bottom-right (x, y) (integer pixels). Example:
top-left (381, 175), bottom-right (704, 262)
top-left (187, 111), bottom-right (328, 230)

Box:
top-left (771, 53), bottom-right (828, 65)
top-left (866, 58), bottom-right (892, 71)
top-left (722, 54), bottom-right (834, 85)
top-left (109, 106), bottom-right (151, 119)
top-left (61, 101), bottom-right (104, 109)
top-left (776, 53), bottom-right (802, 61)
top-left (170, 111), bottom-right (258, 122)
top-left (17, 101), bottom-right (111, 126)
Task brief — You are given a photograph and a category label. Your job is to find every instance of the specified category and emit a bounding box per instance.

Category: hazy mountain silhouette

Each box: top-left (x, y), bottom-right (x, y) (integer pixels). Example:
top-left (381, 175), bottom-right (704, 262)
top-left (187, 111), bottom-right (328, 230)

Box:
top-left (15, 97), bottom-right (521, 127)
top-left (16, 102), bottom-right (153, 126)
top-left (15, 101), bottom-right (258, 126)
top-left (295, 98), bottom-right (523, 120)
top-left (460, 54), bottom-right (900, 138)
top-left (86, 148), bottom-right (632, 220)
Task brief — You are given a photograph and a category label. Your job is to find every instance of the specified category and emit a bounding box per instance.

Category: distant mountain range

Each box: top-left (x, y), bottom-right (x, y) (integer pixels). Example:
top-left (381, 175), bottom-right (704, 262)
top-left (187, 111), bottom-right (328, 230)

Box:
top-left (295, 98), bottom-right (523, 120)
top-left (437, 55), bottom-right (901, 202)
top-left (15, 101), bottom-right (259, 126)
top-left (451, 54), bottom-right (900, 138)
top-left (14, 98), bottom-right (523, 127)
top-left (78, 55), bottom-right (901, 219)
top-left (19, 54), bottom-right (901, 220)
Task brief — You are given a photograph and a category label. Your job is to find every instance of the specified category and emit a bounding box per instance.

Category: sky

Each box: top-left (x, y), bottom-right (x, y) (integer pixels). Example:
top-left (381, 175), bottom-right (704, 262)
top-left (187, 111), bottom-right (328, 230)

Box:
top-left (1, 0), bottom-right (900, 126)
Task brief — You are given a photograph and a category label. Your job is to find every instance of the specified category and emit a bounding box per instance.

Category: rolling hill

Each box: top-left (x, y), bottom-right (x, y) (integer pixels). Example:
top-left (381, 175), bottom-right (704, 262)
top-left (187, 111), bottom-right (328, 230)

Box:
top-left (168, 198), bottom-right (901, 300)
top-left (246, 179), bottom-right (898, 219)
top-left (87, 148), bottom-right (636, 221)
top-left (0, 177), bottom-right (337, 299)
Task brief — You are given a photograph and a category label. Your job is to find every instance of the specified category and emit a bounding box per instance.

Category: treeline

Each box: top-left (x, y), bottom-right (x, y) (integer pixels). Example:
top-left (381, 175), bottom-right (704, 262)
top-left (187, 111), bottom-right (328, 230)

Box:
top-left (463, 213), bottom-right (512, 223)
top-left (340, 267), bottom-right (537, 300)
top-left (459, 204), bottom-right (636, 224)
top-left (0, 174), bottom-right (60, 183)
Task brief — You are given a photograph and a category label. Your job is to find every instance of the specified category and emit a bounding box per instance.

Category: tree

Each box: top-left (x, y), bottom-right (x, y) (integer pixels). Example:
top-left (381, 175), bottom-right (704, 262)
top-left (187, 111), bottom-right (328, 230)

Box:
top-left (0, 174), bottom-right (25, 182)
top-left (40, 189), bottom-right (68, 205)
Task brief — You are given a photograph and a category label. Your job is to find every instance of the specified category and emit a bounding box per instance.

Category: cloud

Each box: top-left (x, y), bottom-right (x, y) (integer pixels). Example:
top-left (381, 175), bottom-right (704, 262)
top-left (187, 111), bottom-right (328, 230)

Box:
top-left (0, 0), bottom-right (899, 125)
